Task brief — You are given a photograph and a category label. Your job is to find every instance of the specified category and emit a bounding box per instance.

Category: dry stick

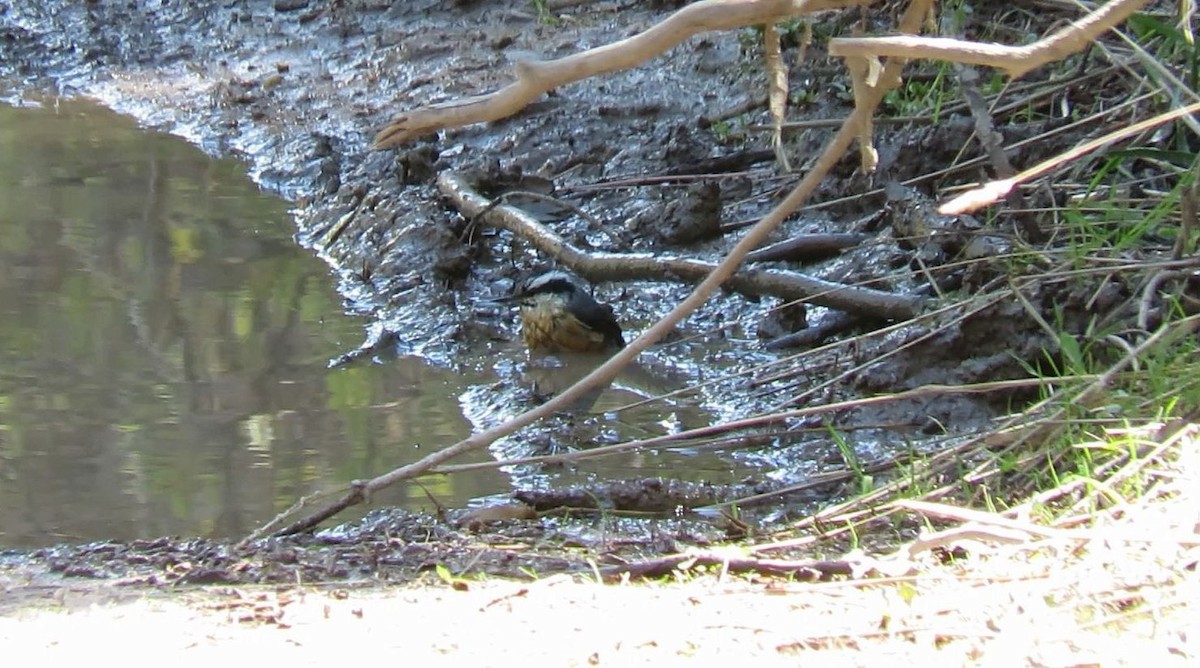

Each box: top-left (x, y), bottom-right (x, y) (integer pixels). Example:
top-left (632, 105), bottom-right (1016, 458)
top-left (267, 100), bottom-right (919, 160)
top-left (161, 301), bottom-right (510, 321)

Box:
top-left (958, 66), bottom-right (1016, 178)
top-left (744, 232), bottom-right (870, 263)
top-left (828, 0), bottom-right (1151, 79)
top-left (243, 2), bottom-right (932, 543)
top-left (764, 22), bottom-right (791, 171)
top-left (940, 100), bottom-right (1200, 214)
top-left (896, 499), bottom-right (1067, 539)
top-left (598, 553), bottom-right (857, 581)
top-left (372, 0), bottom-right (872, 148)
top-left (1174, 154), bottom-right (1200, 259)
top-left (439, 172), bottom-right (924, 318)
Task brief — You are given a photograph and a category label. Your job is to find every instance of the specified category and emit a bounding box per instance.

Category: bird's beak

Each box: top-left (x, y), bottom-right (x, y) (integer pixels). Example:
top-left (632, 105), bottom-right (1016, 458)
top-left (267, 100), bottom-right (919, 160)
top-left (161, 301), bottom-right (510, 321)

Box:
top-left (487, 292), bottom-right (523, 305)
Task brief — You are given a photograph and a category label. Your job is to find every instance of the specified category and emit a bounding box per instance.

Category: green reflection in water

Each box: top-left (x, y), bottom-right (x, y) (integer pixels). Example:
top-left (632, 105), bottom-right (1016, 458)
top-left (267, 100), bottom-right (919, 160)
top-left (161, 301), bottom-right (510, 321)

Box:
top-left (0, 97), bottom-right (500, 548)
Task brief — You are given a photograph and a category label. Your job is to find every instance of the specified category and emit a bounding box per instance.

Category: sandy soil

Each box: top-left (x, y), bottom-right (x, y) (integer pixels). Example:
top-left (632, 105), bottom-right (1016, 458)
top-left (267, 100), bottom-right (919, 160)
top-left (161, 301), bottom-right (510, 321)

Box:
top-left (3, 542), bottom-right (1193, 666)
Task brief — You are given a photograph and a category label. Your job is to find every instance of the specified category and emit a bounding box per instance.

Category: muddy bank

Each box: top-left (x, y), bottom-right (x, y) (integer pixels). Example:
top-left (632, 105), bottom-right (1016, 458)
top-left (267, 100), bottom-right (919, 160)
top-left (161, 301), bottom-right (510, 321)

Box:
top-left (0, 0), bottom-right (1127, 569)
top-left (0, 1), bottom-right (1038, 361)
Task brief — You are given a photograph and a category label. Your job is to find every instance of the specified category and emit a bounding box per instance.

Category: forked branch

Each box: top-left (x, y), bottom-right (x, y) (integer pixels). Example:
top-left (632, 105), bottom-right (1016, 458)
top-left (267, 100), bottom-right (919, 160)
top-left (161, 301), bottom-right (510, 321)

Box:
top-left (373, 0), bottom-right (871, 148)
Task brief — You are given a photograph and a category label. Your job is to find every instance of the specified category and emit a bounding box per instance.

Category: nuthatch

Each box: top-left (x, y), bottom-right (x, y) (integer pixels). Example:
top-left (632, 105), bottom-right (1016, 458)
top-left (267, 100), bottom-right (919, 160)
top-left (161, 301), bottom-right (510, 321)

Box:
top-left (503, 271), bottom-right (625, 354)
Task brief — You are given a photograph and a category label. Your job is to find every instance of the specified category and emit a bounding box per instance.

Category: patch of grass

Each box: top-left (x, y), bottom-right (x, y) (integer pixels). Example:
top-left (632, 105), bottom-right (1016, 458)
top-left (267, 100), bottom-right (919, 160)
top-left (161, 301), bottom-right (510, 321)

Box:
top-left (529, 0), bottom-right (557, 25)
top-left (1127, 12), bottom-right (1200, 89)
top-left (882, 62), bottom-right (954, 121)
top-left (1054, 145), bottom-right (1194, 261)
top-left (708, 118), bottom-right (737, 144)
top-left (828, 425), bottom-right (873, 495)
top-left (434, 563), bottom-right (472, 589)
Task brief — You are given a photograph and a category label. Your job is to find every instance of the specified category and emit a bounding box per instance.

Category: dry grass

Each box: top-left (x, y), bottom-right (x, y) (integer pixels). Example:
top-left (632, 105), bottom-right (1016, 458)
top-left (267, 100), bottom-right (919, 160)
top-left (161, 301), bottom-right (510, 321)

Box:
top-left (782, 422), bottom-right (1200, 663)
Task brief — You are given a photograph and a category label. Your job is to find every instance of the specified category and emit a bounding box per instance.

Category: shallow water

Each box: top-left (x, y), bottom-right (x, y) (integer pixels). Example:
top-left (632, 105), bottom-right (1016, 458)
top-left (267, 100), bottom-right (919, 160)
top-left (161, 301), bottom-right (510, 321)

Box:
top-left (0, 96), bottom-right (513, 548)
top-left (0, 96), bottom-right (759, 549)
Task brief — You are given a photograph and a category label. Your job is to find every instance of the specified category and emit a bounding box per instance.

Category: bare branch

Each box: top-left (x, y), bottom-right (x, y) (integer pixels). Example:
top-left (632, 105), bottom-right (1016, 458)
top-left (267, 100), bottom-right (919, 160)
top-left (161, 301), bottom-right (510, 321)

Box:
top-left (373, 0), bottom-right (870, 148)
top-left (829, 0), bottom-right (1150, 79)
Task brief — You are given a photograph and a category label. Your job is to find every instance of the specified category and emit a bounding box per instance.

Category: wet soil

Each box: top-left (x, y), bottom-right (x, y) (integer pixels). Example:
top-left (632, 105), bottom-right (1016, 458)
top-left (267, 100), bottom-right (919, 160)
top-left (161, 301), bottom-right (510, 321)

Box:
top-left (0, 0), bottom-right (1134, 582)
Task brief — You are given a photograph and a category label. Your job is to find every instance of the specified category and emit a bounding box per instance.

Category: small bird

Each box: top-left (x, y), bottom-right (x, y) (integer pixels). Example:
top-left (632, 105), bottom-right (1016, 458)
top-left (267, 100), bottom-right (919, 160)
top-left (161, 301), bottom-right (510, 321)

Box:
top-left (504, 271), bottom-right (625, 354)
top-left (500, 272), bottom-right (695, 418)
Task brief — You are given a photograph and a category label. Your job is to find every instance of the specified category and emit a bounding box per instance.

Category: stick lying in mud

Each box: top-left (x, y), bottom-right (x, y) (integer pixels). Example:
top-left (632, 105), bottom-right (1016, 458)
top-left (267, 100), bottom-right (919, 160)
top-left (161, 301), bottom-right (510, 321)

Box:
top-left (372, 0), bottom-right (871, 148)
top-left (438, 171), bottom-right (926, 321)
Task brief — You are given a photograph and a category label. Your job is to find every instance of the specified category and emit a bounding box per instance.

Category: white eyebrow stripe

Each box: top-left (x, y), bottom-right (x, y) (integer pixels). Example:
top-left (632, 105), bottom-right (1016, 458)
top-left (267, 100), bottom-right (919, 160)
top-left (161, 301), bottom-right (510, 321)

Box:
top-left (523, 271), bottom-right (576, 292)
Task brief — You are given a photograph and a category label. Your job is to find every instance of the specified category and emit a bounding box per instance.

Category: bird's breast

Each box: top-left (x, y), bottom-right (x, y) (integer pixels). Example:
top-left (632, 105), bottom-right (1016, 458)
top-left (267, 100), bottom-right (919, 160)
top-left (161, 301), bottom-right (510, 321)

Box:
top-left (520, 303), bottom-right (611, 353)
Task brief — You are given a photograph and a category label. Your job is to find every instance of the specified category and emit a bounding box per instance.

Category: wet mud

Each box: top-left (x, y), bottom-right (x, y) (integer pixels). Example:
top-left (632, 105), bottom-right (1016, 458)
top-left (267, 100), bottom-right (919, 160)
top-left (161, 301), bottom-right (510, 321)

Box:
top-left (0, 0), bottom-right (1117, 580)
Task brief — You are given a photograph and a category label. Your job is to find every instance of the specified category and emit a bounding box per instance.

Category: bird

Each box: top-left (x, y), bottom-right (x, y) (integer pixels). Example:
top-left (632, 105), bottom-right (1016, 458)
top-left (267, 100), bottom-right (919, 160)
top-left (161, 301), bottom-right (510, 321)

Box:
top-left (499, 271), bottom-right (700, 420)
top-left (503, 271), bottom-right (625, 354)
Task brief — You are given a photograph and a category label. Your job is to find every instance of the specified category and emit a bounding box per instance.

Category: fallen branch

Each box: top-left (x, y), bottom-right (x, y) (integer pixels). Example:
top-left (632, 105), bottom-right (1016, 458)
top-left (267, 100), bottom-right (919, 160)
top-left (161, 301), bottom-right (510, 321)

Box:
top-left (373, 0), bottom-right (870, 148)
top-left (827, 0), bottom-right (1150, 79)
top-left (598, 551), bottom-right (864, 581)
top-left (744, 231), bottom-right (869, 263)
top-left (440, 171), bottom-right (926, 320)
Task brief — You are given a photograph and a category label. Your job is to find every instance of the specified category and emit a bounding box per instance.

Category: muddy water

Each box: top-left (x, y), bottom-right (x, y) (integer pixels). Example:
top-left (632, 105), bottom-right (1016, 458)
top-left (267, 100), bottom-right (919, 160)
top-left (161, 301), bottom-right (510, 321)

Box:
top-left (0, 96), bottom-right (513, 548)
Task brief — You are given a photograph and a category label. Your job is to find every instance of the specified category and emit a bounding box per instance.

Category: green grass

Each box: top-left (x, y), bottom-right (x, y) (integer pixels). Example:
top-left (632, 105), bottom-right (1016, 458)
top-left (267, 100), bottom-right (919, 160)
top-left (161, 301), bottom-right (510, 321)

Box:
top-left (828, 425), bottom-right (873, 495)
top-left (882, 62), bottom-right (954, 121)
top-left (529, 0), bottom-right (557, 25)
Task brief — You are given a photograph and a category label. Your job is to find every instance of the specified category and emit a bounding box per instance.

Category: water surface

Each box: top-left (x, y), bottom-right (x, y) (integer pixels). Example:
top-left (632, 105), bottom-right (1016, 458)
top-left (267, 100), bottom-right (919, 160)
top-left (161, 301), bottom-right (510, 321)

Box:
top-left (0, 96), bottom-right (506, 548)
top-left (0, 95), bottom-right (753, 550)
